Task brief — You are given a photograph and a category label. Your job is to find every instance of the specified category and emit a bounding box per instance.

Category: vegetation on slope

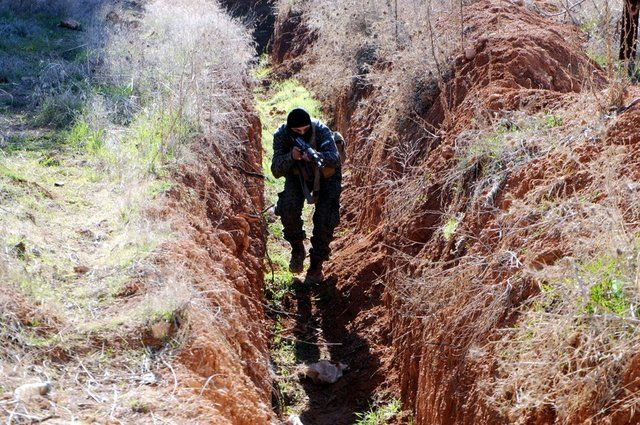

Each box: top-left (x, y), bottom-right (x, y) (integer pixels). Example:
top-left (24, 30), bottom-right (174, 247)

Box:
top-left (1, 1), bottom-right (267, 423)
top-left (270, 0), bottom-right (640, 423)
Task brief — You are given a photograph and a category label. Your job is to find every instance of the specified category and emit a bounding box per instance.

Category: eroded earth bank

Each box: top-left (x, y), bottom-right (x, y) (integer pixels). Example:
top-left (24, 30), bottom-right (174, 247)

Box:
top-left (1, 1), bottom-right (271, 423)
top-left (5, 0), bottom-right (640, 424)
top-left (266, 0), bottom-right (640, 424)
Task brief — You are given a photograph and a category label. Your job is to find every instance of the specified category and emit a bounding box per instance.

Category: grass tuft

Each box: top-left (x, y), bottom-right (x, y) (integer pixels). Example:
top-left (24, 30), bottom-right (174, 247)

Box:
top-left (354, 399), bottom-right (402, 425)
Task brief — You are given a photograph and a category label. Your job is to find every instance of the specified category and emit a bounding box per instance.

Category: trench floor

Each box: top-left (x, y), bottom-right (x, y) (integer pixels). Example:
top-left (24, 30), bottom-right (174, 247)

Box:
top-left (255, 63), bottom-right (400, 425)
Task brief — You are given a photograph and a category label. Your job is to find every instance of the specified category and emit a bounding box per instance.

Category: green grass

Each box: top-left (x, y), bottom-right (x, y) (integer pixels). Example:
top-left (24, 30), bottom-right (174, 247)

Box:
top-left (579, 17), bottom-right (599, 36)
top-left (147, 180), bottom-right (173, 197)
top-left (265, 248), bottom-right (295, 302)
top-left (149, 308), bottom-right (179, 323)
top-left (582, 256), bottom-right (633, 316)
top-left (5, 132), bottom-right (65, 153)
top-left (465, 124), bottom-right (513, 161)
top-left (354, 400), bottom-right (402, 425)
top-left (253, 53), bottom-right (271, 80)
top-left (18, 276), bottom-right (57, 303)
top-left (442, 216), bottom-right (459, 241)
top-left (0, 140), bottom-right (171, 324)
top-left (543, 114), bottom-right (563, 128)
top-left (586, 49), bottom-right (609, 69)
top-left (128, 398), bottom-right (152, 414)
top-left (261, 79), bottom-right (322, 119)
top-left (59, 109), bottom-right (200, 177)
top-left (125, 111), bottom-right (198, 176)
top-left (0, 10), bottom-right (87, 118)
top-left (96, 83), bottom-right (135, 99)
top-left (0, 11), bottom-right (80, 56)
top-left (66, 119), bottom-right (106, 155)
top-left (269, 221), bottom-right (284, 238)
top-left (0, 164), bottom-right (27, 182)
top-left (34, 93), bottom-right (85, 129)
top-left (588, 277), bottom-right (628, 315)
top-left (23, 331), bottom-right (63, 349)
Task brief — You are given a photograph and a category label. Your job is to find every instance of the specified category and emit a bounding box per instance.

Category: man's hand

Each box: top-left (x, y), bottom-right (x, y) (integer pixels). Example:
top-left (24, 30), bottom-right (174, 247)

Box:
top-left (292, 147), bottom-right (312, 162)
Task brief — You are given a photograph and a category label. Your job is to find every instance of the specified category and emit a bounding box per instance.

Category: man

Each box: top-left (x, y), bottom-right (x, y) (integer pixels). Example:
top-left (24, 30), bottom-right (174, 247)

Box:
top-left (271, 108), bottom-right (341, 284)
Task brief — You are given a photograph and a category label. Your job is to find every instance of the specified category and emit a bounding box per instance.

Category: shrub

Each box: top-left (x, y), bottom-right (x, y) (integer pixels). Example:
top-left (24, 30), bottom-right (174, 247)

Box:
top-left (104, 0), bottom-right (255, 161)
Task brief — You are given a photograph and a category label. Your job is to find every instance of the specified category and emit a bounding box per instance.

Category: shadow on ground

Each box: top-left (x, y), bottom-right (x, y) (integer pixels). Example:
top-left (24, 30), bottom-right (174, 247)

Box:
top-left (286, 276), bottom-right (380, 425)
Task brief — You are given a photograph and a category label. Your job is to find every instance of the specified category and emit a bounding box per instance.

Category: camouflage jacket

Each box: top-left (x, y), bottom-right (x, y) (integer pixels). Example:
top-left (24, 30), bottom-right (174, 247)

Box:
top-left (270, 119), bottom-right (341, 179)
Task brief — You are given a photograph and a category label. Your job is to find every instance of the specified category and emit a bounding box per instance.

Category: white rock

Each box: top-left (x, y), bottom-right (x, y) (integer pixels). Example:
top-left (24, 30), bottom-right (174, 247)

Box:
top-left (305, 360), bottom-right (348, 384)
top-left (465, 46), bottom-right (476, 60)
top-left (286, 414), bottom-right (304, 425)
top-left (14, 382), bottom-right (52, 400)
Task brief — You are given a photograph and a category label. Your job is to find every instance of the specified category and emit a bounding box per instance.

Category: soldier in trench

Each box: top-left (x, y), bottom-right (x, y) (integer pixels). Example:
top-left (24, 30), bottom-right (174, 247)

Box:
top-left (271, 108), bottom-right (342, 284)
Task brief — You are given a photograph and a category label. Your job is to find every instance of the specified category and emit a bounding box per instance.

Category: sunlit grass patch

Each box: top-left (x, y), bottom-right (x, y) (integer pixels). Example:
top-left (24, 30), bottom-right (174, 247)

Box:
top-left (441, 216), bottom-right (460, 241)
top-left (0, 143), bottom-right (172, 324)
top-left (0, 163), bottom-right (26, 182)
top-left (260, 79), bottom-right (323, 120)
top-left (580, 255), bottom-right (635, 316)
top-left (124, 111), bottom-right (199, 175)
top-left (147, 180), bottom-right (173, 197)
top-left (354, 399), bottom-right (402, 425)
top-left (4, 131), bottom-right (65, 153)
top-left (253, 53), bottom-right (271, 80)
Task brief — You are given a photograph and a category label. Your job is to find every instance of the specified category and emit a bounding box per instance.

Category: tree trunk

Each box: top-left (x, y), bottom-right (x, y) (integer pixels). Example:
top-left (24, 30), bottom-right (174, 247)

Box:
top-left (620, 0), bottom-right (640, 64)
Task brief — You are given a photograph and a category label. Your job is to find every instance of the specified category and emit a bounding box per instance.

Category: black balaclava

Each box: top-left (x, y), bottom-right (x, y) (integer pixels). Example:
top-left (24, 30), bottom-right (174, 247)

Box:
top-left (287, 108), bottom-right (312, 137)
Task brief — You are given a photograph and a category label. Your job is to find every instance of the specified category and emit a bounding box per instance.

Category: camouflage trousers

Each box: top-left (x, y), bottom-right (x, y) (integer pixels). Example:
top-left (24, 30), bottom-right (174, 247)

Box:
top-left (275, 171), bottom-right (341, 261)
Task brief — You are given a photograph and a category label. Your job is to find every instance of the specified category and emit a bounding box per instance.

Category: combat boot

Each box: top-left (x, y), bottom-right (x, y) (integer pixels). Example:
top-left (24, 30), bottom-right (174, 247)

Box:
top-left (289, 241), bottom-right (305, 273)
top-left (305, 257), bottom-right (324, 285)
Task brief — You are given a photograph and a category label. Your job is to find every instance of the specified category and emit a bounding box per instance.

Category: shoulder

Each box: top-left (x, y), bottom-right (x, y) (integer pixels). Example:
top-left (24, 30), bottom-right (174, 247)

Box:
top-left (273, 123), bottom-right (288, 139)
top-left (313, 119), bottom-right (333, 137)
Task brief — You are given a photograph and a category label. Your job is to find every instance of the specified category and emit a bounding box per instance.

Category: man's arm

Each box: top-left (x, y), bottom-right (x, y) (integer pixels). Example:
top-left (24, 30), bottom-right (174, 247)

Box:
top-left (271, 126), bottom-right (295, 178)
top-left (315, 123), bottom-right (340, 168)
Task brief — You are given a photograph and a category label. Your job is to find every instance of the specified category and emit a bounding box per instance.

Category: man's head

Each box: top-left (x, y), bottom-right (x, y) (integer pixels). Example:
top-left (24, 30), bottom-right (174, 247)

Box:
top-left (287, 108), bottom-right (311, 136)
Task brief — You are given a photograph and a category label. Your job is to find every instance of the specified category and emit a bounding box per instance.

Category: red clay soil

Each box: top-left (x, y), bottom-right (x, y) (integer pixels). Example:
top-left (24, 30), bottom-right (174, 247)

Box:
top-left (151, 102), bottom-right (273, 424)
top-left (271, 7), bottom-right (318, 77)
top-left (0, 101), bottom-right (272, 423)
top-left (272, 0), bottom-right (640, 424)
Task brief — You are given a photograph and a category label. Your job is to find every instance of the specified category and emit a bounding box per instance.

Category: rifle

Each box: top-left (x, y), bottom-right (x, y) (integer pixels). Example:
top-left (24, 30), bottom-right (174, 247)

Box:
top-left (292, 136), bottom-right (324, 204)
top-left (293, 137), bottom-right (325, 169)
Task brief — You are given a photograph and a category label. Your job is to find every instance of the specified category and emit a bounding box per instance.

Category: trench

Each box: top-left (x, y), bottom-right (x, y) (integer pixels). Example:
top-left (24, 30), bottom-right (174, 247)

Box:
top-left (255, 70), bottom-right (346, 424)
top-left (222, 1), bottom-right (640, 424)
top-left (214, 3), bottom-right (398, 423)
top-left (252, 66), bottom-right (395, 425)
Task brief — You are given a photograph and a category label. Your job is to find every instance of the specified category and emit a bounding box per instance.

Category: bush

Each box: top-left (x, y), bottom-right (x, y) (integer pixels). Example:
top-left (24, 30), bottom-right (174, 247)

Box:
top-left (105, 0), bottom-right (255, 161)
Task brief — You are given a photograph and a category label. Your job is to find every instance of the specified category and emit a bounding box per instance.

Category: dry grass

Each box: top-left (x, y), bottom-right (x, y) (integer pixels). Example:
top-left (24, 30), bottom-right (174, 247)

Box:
top-left (104, 0), bottom-right (254, 162)
top-left (385, 88), bottom-right (640, 422)
top-left (289, 0), bottom-right (462, 131)
top-left (483, 146), bottom-right (640, 423)
top-left (0, 0), bottom-right (262, 422)
top-left (273, 0), bottom-right (640, 422)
